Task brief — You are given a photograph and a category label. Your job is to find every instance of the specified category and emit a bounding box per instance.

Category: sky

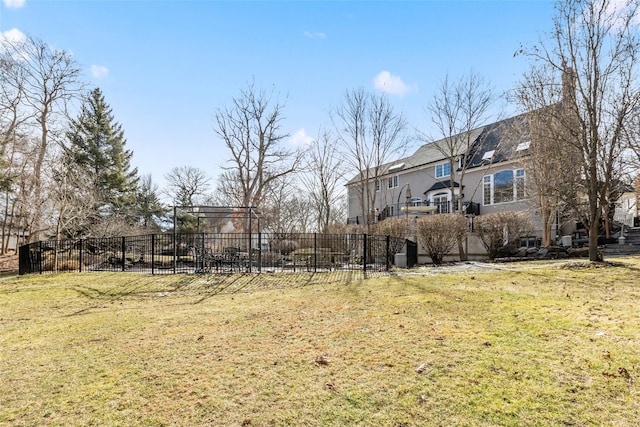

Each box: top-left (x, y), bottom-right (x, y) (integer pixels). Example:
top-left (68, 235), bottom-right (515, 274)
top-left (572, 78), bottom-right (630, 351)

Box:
top-left (0, 0), bottom-right (556, 192)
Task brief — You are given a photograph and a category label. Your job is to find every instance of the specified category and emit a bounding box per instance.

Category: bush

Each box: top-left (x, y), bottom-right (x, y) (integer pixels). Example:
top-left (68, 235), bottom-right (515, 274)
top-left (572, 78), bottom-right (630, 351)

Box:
top-left (323, 223), bottom-right (365, 234)
top-left (374, 217), bottom-right (413, 255)
top-left (475, 211), bottom-right (536, 260)
top-left (373, 217), bottom-right (412, 239)
top-left (270, 239), bottom-right (298, 255)
top-left (416, 214), bottom-right (469, 265)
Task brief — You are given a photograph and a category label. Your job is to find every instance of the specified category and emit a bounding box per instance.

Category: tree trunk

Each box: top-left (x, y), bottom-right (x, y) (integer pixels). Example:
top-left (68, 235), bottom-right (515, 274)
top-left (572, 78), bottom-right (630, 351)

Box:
top-left (588, 219), bottom-right (600, 262)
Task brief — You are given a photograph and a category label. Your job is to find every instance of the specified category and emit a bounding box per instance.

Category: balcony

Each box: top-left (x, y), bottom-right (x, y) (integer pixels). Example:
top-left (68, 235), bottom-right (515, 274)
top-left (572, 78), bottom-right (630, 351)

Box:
top-left (377, 200), bottom-right (480, 221)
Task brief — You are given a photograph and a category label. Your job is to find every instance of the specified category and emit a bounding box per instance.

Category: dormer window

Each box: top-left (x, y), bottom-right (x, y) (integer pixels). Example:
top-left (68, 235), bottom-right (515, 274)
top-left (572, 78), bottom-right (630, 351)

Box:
top-left (435, 162), bottom-right (450, 178)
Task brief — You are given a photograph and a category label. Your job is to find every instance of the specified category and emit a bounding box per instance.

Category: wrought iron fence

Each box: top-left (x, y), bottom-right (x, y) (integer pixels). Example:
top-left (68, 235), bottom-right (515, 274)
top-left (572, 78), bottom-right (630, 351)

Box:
top-left (18, 232), bottom-right (405, 275)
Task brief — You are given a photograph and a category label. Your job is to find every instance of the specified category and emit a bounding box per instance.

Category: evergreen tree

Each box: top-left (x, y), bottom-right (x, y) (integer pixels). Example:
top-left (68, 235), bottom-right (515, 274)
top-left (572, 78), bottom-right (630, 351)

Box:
top-left (135, 174), bottom-right (166, 231)
top-left (64, 88), bottom-right (139, 225)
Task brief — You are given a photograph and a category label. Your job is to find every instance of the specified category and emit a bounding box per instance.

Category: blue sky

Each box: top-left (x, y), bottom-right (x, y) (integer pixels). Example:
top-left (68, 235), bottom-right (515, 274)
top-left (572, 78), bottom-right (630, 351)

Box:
top-left (0, 0), bottom-right (555, 190)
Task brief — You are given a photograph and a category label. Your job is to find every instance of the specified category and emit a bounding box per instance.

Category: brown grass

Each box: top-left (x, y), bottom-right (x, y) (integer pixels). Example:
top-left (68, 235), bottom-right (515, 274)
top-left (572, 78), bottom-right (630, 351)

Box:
top-left (1, 259), bottom-right (639, 426)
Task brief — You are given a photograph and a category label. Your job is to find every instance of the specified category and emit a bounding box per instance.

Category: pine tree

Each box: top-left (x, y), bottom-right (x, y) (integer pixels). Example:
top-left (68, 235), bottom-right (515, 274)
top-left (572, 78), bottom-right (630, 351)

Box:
top-left (64, 88), bottom-right (139, 224)
top-left (135, 174), bottom-right (166, 231)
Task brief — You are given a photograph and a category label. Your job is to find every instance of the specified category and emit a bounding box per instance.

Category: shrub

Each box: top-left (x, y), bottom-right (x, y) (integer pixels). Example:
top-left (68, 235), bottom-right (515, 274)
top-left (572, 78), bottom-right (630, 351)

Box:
top-left (323, 223), bottom-right (365, 234)
top-left (475, 211), bottom-right (536, 260)
top-left (416, 214), bottom-right (469, 265)
top-left (270, 239), bottom-right (298, 255)
top-left (374, 217), bottom-right (413, 255)
top-left (373, 217), bottom-right (412, 239)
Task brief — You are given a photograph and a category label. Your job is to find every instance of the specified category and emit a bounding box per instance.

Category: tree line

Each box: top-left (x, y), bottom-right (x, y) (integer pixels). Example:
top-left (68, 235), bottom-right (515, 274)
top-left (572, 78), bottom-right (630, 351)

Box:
top-left (2, 0), bottom-right (640, 264)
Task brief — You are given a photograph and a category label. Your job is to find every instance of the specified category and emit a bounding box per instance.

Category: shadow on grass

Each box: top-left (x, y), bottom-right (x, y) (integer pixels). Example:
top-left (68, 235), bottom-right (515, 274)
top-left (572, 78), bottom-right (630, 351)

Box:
top-left (61, 269), bottom-right (387, 311)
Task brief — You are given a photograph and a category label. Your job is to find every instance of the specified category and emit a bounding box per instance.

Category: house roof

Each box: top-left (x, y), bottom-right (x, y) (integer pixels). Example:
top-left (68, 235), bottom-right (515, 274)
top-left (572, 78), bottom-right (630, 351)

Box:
top-left (424, 180), bottom-right (460, 194)
top-left (345, 128), bottom-right (484, 185)
top-left (346, 111), bottom-right (534, 185)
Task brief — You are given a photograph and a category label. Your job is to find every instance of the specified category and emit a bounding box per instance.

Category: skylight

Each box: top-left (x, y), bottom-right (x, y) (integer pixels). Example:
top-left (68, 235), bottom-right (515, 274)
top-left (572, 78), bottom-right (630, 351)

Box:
top-left (516, 141), bottom-right (531, 151)
top-left (388, 163), bottom-right (405, 172)
top-left (481, 150), bottom-right (495, 161)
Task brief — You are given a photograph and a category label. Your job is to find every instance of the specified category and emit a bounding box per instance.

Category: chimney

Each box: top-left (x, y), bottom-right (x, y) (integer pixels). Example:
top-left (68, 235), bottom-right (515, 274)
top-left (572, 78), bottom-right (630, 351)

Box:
top-left (561, 61), bottom-right (576, 104)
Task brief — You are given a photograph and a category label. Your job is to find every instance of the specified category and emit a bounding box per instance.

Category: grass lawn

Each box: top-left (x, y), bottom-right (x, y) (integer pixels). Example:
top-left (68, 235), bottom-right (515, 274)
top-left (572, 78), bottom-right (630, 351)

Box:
top-left (1, 258), bottom-right (639, 426)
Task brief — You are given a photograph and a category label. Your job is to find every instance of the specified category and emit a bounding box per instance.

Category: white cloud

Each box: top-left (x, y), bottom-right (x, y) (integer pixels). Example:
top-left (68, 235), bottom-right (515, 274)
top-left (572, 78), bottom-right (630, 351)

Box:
top-left (91, 65), bottom-right (109, 79)
top-left (373, 70), bottom-right (416, 96)
top-left (0, 28), bottom-right (26, 45)
top-left (0, 28), bottom-right (27, 55)
top-left (3, 0), bottom-right (26, 9)
top-left (304, 31), bottom-right (326, 39)
top-left (290, 128), bottom-right (314, 146)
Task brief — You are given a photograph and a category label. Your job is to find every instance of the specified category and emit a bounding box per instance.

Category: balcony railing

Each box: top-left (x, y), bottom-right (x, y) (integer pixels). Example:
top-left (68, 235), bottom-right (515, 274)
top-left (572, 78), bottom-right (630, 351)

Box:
top-left (376, 200), bottom-right (480, 221)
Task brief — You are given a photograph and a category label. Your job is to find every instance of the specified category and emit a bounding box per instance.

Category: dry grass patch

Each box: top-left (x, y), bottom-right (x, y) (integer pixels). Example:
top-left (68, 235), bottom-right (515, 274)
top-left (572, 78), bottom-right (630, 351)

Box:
top-left (1, 259), bottom-right (639, 426)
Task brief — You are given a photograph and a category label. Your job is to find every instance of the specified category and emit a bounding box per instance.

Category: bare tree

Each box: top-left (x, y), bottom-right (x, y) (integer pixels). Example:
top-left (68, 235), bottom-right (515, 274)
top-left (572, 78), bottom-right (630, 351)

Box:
top-left (51, 155), bottom-right (99, 240)
top-left (214, 81), bottom-right (302, 217)
top-left (260, 176), bottom-right (314, 234)
top-left (0, 34), bottom-right (83, 241)
top-left (511, 64), bottom-right (578, 247)
top-left (335, 88), bottom-right (407, 231)
top-left (0, 133), bottom-right (34, 253)
top-left (517, 0), bottom-right (640, 261)
top-left (422, 71), bottom-right (496, 259)
top-left (300, 128), bottom-right (348, 231)
top-left (164, 166), bottom-right (211, 207)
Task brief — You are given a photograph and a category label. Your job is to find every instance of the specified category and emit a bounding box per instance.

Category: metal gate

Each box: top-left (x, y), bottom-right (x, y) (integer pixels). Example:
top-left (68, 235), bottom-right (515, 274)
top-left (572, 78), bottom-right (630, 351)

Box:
top-left (406, 239), bottom-right (417, 268)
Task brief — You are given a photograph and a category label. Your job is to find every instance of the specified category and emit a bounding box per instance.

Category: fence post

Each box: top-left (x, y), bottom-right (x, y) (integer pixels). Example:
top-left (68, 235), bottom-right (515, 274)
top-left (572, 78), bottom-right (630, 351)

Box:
top-left (258, 232), bottom-right (262, 273)
top-left (248, 229), bottom-right (252, 274)
top-left (173, 206), bottom-right (177, 274)
top-left (314, 233), bottom-right (317, 272)
top-left (151, 234), bottom-right (156, 275)
top-left (121, 236), bottom-right (126, 272)
top-left (38, 241), bottom-right (43, 274)
top-left (386, 235), bottom-right (390, 271)
top-left (79, 239), bottom-right (83, 273)
top-left (363, 234), bottom-right (367, 273)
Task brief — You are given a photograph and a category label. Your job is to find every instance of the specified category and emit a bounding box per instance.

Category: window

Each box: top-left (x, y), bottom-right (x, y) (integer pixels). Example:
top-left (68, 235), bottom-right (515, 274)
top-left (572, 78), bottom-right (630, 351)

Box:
top-left (433, 193), bottom-right (450, 213)
top-left (435, 162), bottom-right (450, 178)
top-left (483, 169), bottom-right (525, 205)
top-left (483, 176), bottom-right (492, 205)
top-left (516, 169), bottom-right (525, 200)
top-left (387, 175), bottom-right (398, 189)
top-left (375, 180), bottom-right (380, 192)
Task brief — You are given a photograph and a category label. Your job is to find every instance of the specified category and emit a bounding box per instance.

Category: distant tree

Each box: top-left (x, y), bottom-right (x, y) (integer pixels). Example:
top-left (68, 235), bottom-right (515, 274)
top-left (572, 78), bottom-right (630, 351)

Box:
top-left (164, 166), bottom-right (211, 233)
top-left (300, 128), bottom-right (348, 232)
top-left (422, 71), bottom-right (496, 259)
top-left (51, 155), bottom-right (99, 240)
top-left (164, 166), bottom-right (210, 207)
top-left (64, 87), bottom-right (139, 226)
top-left (335, 88), bottom-right (407, 232)
top-left (517, 0), bottom-right (640, 261)
top-left (0, 34), bottom-right (83, 241)
top-left (214, 81), bottom-right (302, 227)
top-left (135, 174), bottom-right (166, 231)
top-left (260, 176), bottom-right (315, 234)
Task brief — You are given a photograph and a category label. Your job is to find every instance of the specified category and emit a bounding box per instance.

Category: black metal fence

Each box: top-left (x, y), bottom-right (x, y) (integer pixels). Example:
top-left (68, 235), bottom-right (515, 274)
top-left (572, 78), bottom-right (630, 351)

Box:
top-left (18, 232), bottom-right (405, 275)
